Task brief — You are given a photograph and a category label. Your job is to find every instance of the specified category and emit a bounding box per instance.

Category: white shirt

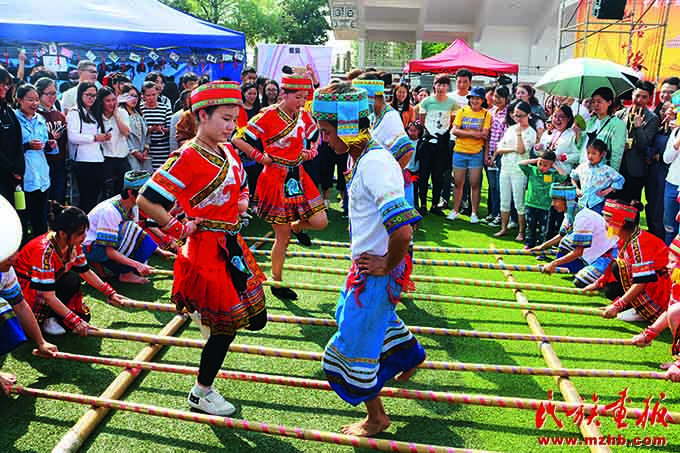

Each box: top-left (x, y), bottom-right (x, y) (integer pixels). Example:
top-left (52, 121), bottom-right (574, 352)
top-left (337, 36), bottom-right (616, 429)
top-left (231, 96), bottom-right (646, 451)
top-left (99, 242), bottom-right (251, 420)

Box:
top-left (60, 86), bottom-right (78, 114)
top-left (85, 196), bottom-right (138, 247)
top-left (538, 128), bottom-right (580, 171)
top-left (102, 108), bottom-right (130, 158)
top-left (497, 124), bottom-right (536, 175)
top-left (664, 128), bottom-right (680, 186)
top-left (348, 148), bottom-right (407, 259)
top-left (66, 109), bottom-right (104, 162)
top-left (568, 208), bottom-right (616, 264)
top-left (448, 91), bottom-right (468, 108)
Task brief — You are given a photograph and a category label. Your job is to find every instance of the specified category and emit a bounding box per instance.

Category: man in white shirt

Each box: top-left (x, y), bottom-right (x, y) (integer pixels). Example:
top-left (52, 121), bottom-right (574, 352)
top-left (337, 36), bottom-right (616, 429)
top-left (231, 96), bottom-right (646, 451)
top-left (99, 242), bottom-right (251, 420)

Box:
top-left (61, 61), bottom-right (98, 115)
top-left (532, 183), bottom-right (616, 287)
top-left (313, 83), bottom-right (425, 437)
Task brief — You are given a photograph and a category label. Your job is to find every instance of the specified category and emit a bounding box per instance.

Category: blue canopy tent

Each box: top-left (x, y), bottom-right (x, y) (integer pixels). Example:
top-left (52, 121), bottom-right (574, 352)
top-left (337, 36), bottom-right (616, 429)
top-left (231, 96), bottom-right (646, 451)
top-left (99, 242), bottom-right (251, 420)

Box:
top-left (0, 0), bottom-right (246, 81)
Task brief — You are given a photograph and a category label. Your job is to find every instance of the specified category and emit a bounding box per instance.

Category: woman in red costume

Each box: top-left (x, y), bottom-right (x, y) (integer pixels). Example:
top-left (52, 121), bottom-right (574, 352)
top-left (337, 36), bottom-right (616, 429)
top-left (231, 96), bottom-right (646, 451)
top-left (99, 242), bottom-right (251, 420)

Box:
top-left (138, 81), bottom-right (267, 416)
top-left (14, 204), bottom-right (125, 336)
top-left (584, 200), bottom-right (670, 324)
top-left (233, 75), bottom-right (327, 300)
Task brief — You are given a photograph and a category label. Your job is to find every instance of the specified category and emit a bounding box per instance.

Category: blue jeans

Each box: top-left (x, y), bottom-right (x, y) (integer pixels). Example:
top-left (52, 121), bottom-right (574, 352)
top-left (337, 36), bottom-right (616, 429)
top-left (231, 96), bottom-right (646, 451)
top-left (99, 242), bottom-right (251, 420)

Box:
top-left (485, 167), bottom-right (500, 217)
top-left (664, 180), bottom-right (679, 244)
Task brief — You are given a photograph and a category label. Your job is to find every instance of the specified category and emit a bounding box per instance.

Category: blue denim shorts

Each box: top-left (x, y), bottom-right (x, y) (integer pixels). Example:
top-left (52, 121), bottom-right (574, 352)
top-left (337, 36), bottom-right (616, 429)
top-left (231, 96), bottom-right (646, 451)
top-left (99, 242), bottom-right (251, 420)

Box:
top-left (453, 151), bottom-right (484, 170)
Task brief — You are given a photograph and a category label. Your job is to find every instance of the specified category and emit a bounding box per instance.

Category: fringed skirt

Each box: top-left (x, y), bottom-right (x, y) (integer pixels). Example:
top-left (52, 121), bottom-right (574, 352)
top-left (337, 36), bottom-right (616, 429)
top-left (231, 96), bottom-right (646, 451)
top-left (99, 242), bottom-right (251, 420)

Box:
top-left (172, 230), bottom-right (266, 335)
top-left (322, 257), bottom-right (425, 406)
top-left (254, 163), bottom-right (325, 224)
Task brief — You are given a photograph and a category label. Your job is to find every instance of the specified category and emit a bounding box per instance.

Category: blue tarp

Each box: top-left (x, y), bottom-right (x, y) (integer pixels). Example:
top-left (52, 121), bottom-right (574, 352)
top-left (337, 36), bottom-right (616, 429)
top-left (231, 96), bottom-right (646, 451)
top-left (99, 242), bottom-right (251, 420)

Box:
top-left (0, 0), bottom-right (245, 50)
top-left (0, 0), bottom-right (246, 83)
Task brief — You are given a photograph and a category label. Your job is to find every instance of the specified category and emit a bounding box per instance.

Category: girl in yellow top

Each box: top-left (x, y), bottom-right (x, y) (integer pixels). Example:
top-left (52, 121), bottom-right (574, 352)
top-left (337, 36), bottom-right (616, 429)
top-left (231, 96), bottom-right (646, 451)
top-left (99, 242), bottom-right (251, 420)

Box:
top-left (448, 86), bottom-right (491, 223)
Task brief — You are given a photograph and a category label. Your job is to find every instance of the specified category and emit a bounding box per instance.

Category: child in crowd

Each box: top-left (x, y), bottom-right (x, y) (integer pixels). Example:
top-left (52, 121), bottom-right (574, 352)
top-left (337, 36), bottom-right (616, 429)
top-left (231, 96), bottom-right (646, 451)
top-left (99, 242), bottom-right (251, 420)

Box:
top-left (518, 151), bottom-right (568, 249)
top-left (405, 121), bottom-right (423, 210)
top-left (571, 139), bottom-right (624, 214)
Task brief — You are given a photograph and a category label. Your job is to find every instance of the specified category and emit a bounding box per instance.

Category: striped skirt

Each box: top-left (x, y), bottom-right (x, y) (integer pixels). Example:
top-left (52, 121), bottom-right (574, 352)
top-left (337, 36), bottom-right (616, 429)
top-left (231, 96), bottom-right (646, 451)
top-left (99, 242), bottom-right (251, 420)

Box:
top-left (322, 261), bottom-right (426, 406)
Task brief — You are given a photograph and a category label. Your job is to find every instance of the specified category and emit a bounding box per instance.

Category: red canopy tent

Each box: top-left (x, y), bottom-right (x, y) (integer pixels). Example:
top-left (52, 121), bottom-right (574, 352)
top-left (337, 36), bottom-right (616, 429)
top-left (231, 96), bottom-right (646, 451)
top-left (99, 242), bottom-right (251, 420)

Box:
top-left (405, 39), bottom-right (518, 77)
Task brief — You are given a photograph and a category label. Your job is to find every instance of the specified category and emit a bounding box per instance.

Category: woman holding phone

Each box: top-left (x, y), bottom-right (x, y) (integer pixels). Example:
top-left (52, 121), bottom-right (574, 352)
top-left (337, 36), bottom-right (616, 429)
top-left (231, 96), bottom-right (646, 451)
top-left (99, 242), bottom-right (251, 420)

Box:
top-left (67, 81), bottom-right (111, 213)
top-left (119, 84), bottom-right (152, 172)
top-left (94, 87), bottom-right (131, 197)
top-left (15, 83), bottom-right (56, 239)
top-left (35, 77), bottom-right (68, 204)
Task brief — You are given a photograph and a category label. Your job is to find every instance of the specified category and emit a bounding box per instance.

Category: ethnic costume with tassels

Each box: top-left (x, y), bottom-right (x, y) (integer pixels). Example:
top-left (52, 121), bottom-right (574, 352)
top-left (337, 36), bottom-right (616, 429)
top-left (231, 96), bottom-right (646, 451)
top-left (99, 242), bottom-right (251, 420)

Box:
top-left (14, 233), bottom-right (91, 325)
top-left (353, 79), bottom-right (417, 206)
top-left (84, 171), bottom-right (159, 275)
top-left (599, 200), bottom-right (670, 323)
top-left (141, 140), bottom-right (265, 335)
top-left (238, 76), bottom-right (324, 224)
top-left (141, 82), bottom-right (266, 338)
top-left (313, 89), bottom-right (425, 406)
top-left (551, 184), bottom-right (617, 286)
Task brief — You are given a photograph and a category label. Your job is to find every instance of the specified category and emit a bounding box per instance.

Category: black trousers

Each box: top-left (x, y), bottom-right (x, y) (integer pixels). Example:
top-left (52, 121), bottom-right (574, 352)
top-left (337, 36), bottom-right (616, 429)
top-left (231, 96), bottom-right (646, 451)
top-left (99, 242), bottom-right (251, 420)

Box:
top-left (244, 163), bottom-right (263, 196)
top-left (75, 162), bottom-right (105, 213)
top-left (21, 189), bottom-right (49, 241)
top-left (418, 140), bottom-right (448, 209)
top-left (618, 169), bottom-right (645, 203)
top-left (197, 309), bottom-right (268, 386)
top-left (103, 156), bottom-right (131, 198)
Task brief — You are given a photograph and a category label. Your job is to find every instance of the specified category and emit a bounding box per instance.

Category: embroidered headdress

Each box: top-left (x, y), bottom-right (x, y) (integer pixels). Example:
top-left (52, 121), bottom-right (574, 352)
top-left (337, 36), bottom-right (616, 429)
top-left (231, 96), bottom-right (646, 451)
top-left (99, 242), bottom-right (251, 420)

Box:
top-left (124, 170), bottom-right (151, 190)
top-left (312, 87), bottom-right (370, 143)
top-left (351, 79), bottom-right (385, 105)
top-left (191, 81), bottom-right (242, 112)
top-left (602, 199), bottom-right (638, 228)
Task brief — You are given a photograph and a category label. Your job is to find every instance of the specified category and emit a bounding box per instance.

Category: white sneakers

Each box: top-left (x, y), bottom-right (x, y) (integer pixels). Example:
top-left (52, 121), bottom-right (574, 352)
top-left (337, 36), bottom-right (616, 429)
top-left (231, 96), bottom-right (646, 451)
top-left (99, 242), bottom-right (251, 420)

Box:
top-left (446, 210), bottom-right (459, 221)
top-left (43, 317), bottom-right (66, 336)
top-left (617, 308), bottom-right (646, 323)
top-left (446, 211), bottom-right (479, 223)
top-left (188, 385), bottom-right (236, 416)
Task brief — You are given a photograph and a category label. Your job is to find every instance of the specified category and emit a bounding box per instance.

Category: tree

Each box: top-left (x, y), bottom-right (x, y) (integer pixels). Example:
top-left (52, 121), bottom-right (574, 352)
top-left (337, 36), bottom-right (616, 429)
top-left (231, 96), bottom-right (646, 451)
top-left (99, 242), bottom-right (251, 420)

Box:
top-left (279, 0), bottom-right (331, 45)
top-left (422, 42), bottom-right (449, 59)
top-left (223, 0), bottom-right (283, 47)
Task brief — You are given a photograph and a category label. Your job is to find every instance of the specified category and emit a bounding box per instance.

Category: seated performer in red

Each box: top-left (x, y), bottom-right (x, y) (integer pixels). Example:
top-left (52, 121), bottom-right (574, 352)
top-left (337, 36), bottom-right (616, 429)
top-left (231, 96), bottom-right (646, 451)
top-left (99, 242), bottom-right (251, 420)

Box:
top-left (232, 75), bottom-right (327, 300)
top-left (138, 81), bottom-right (267, 416)
top-left (14, 204), bottom-right (125, 336)
top-left (584, 200), bottom-right (670, 324)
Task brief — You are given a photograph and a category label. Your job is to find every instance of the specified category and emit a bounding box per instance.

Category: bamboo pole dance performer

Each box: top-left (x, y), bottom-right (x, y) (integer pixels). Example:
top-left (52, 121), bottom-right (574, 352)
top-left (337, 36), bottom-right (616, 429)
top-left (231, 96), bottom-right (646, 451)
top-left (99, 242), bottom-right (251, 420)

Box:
top-left (137, 81), bottom-right (267, 416)
top-left (352, 76), bottom-right (416, 204)
top-left (312, 83), bottom-right (425, 436)
top-left (583, 200), bottom-right (670, 323)
top-left (631, 234), bottom-right (680, 381)
top-left (13, 203), bottom-right (126, 336)
top-left (232, 75), bottom-right (327, 301)
top-left (83, 170), bottom-right (174, 285)
top-left (0, 195), bottom-right (58, 394)
top-left (531, 183), bottom-right (617, 287)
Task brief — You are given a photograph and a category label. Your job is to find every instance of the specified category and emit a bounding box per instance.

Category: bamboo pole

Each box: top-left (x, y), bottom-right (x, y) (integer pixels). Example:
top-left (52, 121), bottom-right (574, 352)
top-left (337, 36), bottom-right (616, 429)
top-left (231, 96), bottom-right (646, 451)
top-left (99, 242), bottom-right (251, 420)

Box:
top-left (495, 251), bottom-right (610, 453)
top-left (41, 351), bottom-right (670, 383)
top-left (117, 283), bottom-right (604, 317)
top-left (113, 299), bottom-right (626, 345)
top-left (13, 386), bottom-right (479, 453)
top-left (264, 281), bottom-right (604, 316)
top-left (243, 236), bottom-right (542, 256)
top-left (52, 314), bottom-right (188, 453)
top-left (251, 250), bottom-right (570, 273)
top-left (84, 327), bottom-right (524, 372)
top-left (256, 262), bottom-right (595, 296)
top-left (53, 231), bottom-right (276, 452)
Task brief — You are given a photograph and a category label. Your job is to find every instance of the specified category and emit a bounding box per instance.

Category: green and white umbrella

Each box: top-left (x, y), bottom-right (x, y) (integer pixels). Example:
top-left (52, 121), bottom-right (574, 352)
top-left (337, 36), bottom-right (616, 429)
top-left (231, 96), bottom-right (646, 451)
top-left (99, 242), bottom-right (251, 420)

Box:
top-left (535, 57), bottom-right (639, 100)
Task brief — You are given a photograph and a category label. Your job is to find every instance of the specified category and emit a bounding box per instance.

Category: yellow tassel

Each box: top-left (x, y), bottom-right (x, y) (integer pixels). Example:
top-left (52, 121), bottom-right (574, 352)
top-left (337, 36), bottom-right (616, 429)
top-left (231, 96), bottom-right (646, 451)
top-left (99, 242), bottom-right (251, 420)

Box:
top-left (606, 226), bottom-right (619, 239)
top-left (339, 129), bottom-right (372, 149)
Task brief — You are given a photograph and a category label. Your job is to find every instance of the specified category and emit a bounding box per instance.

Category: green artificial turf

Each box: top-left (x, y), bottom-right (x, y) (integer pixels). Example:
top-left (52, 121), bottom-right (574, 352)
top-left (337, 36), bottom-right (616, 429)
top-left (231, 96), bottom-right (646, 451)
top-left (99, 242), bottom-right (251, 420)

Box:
top-left (2, 192), bottom-right (678, 453)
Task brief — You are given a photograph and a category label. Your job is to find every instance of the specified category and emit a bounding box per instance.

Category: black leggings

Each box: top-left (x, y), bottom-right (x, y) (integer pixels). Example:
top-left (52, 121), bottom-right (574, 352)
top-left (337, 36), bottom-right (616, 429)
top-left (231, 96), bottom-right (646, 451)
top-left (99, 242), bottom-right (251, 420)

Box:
top-left (197, 309), bottom-right (268, 386)
top-left (603, 261), bottom-right (625, 301)
top-left (75, 162), bottom-right (105, 213)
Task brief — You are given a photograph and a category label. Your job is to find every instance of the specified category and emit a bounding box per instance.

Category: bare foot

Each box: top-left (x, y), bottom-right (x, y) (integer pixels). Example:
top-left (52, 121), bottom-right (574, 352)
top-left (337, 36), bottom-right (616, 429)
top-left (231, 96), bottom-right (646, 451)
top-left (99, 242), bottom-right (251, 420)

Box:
top-left (0, 371), bottom-right (17, 395)
top-left (340, 415), bottom-right (391, 437)
top-left (494, 229), bottom-right (508, 237)
top-left (91, 262), bottom-right (114, 279)
top-left (119, 273), bottom-right (149, 285)
top-left (515, 233), bottom-right (524, 241)
top-left (660, 361), bottom-right (674, 370)
top-left (395, 367), bottom-right (419, 382)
